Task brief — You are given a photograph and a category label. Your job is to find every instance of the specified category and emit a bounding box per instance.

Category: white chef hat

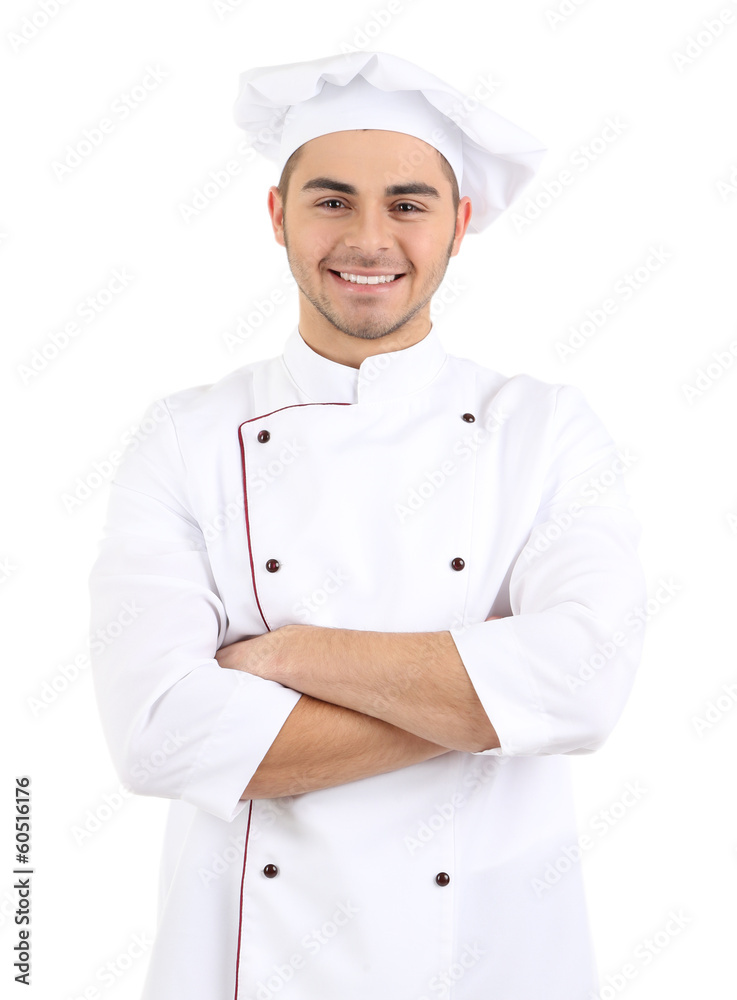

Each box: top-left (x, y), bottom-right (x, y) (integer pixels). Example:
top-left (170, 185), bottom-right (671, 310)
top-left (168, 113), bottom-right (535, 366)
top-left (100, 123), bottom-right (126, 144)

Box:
top-left (233, 51), bottom-right (546, 234)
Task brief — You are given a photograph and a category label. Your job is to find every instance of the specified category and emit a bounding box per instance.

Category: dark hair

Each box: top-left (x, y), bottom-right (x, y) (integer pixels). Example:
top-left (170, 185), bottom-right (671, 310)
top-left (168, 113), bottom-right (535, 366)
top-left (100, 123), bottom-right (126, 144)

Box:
top-left (276, 137), bottom-right (460, 214)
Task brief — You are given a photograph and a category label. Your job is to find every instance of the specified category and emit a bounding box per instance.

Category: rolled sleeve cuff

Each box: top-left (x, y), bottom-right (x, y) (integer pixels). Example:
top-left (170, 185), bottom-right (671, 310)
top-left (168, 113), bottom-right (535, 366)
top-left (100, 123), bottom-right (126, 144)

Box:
top-left (180, 673), bottom-right (302, 821)
top-left (450, 619), bottom-right (550, 756)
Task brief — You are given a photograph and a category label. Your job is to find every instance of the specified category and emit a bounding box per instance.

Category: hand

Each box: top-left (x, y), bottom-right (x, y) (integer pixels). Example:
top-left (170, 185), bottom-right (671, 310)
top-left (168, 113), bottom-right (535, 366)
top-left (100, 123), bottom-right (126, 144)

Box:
top-left (215, 625), bottom-right (299, 681)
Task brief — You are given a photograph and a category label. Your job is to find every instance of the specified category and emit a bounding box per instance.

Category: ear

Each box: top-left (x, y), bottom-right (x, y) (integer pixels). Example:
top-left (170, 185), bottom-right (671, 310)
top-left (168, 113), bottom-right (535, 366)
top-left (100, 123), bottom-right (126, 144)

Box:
top-left (450, 196), bottom-right (473, 257)
top-left (267, 186), bottom-right (286, 247)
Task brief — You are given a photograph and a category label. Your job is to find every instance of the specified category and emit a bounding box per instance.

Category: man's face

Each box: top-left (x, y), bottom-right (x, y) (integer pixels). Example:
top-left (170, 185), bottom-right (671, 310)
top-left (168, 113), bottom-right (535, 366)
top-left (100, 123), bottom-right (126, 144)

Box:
top-left (268, 129), bottom-right (472, 347)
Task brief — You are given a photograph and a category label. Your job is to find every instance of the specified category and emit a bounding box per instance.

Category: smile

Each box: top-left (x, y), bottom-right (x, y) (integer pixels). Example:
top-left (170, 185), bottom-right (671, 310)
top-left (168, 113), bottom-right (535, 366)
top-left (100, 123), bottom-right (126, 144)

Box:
top-left (333, 271), bottom-right (401, 284)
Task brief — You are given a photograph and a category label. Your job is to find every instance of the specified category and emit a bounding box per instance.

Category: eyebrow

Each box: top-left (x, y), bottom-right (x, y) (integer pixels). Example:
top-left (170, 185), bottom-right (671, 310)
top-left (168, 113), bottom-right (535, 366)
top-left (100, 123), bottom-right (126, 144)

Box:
top-left (300, 177), bottom-right (441, 199)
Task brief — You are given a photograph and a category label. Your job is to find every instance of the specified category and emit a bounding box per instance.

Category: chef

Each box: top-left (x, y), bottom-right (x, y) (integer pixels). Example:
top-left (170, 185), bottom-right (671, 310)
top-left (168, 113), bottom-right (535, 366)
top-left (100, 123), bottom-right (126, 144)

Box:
top-left (89, 50), bottom-right (646, 1000)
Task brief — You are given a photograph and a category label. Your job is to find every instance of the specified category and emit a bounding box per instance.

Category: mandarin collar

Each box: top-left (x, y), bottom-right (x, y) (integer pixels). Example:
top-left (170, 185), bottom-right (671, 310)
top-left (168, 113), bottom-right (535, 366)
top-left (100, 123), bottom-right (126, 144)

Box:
top-left (281, 325), bottom-right (448, 404)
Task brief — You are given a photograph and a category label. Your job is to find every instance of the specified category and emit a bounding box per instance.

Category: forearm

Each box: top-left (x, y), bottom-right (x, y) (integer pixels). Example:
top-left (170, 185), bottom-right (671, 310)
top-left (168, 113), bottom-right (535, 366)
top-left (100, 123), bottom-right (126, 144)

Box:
top-left (278, 626), bottom-right (499, 753)
top-left (242, 693), bottom-right (452, 800)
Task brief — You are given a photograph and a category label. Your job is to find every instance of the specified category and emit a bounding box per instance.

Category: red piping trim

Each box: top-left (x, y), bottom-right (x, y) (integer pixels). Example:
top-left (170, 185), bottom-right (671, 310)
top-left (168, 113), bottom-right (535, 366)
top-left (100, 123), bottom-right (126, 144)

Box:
top-left (233, 799), bottom-right (254, 1000)
top-left (238, 427), bottom-right (271, 633)
top-left (232, 402), bottom-right (349, 993)
top-left (238, 403), bottom-right (351, 634)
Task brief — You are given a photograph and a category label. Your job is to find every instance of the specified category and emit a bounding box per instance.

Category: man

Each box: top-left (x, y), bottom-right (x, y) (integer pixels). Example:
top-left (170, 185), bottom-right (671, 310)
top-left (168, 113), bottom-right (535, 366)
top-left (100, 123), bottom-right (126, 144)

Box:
top-left (89, 51), bottom-right (646, 999)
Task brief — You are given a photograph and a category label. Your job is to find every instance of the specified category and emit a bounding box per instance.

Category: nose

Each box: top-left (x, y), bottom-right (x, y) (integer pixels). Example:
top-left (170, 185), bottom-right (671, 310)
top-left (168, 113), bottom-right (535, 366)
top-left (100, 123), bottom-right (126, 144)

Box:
top-left (341, 202), bottom-right (395, 257)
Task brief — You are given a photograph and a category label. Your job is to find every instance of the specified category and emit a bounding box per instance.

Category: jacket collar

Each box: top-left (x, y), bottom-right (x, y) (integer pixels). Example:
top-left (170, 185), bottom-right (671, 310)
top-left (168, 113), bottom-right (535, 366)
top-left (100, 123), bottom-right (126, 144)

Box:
top-left (281, 324), bottom-right (448, 404)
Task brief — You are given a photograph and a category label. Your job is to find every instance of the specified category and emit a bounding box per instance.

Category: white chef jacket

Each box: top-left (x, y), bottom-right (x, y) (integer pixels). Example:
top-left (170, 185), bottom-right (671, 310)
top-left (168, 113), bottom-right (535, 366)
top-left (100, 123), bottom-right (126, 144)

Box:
top-left (89, 322), bottom-right (645, 1000)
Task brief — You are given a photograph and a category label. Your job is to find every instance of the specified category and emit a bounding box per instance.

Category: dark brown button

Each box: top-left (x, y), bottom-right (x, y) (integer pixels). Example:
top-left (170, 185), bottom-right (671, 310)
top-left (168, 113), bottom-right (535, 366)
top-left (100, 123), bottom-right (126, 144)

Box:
top-left (435, 872), bottom-right (450, 886)
top-left (257, 430), bottom-right (270, 443)
top-left (450, 557), bottom-right (465, 571)
top-left (263, 864), bottom-right (279, 878)
top-left (265, 559), bottom-right (280, 573)
top-left (462, 413), bottom-right (475, 423)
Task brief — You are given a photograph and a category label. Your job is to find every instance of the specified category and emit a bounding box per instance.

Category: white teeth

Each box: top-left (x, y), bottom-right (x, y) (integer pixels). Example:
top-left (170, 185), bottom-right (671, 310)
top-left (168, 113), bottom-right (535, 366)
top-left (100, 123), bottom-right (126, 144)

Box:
top-left (338, 272), bottom-right (398, 284)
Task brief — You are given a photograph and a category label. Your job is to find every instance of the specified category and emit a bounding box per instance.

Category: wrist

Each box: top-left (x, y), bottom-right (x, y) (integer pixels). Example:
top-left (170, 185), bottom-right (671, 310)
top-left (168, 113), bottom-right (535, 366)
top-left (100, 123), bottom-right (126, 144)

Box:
top-left (268, 623), bottom-right (304, 686)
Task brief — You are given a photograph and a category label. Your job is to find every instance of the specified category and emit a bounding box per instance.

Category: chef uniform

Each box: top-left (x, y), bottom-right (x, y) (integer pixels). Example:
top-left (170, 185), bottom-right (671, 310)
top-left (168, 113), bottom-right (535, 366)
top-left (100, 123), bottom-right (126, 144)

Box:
top-left (89, 52), bottom-right (646, 1000)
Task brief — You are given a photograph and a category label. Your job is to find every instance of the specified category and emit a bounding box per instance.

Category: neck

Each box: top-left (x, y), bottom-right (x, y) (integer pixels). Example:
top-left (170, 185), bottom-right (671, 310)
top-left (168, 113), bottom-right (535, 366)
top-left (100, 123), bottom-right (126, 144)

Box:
top-left (297, 303), bottom-right (432, 369)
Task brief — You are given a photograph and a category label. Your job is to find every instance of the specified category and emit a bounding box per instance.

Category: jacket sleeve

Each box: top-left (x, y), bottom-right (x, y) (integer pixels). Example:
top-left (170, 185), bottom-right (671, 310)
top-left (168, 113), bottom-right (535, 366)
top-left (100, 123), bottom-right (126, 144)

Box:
top-left (88, 398), bottom-right (302, 822)
top-left (450, 384), bottom-right (647, 757)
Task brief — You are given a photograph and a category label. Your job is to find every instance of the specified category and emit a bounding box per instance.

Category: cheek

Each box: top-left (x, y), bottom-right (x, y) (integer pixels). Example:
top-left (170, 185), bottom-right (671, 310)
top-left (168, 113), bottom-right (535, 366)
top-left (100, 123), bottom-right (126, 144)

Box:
top-left (310, 227), bottom-right (340, 262)
top-left (408, 235), bottom-right (446, 269)
top-left (288, 216), bottom-right (336, 261)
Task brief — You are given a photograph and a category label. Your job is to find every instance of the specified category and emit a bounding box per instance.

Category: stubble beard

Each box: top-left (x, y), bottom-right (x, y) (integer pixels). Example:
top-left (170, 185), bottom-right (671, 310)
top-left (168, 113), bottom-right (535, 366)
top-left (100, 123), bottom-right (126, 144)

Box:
top-left (283, 219), bottom-right (457, 342)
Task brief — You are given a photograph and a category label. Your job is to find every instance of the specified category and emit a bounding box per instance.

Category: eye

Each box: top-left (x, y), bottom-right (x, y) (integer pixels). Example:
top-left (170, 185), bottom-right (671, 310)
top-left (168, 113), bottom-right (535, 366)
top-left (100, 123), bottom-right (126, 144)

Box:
top-left (393, 202), bottom-right (423, 213)
top-left (317, 198), bottom-right (347, 210)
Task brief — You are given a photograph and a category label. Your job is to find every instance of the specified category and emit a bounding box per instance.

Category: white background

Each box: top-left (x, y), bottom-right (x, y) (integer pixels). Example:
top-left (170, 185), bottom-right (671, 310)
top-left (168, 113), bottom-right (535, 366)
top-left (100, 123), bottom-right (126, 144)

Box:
top-left (2, 1), bottom-right (736, 997)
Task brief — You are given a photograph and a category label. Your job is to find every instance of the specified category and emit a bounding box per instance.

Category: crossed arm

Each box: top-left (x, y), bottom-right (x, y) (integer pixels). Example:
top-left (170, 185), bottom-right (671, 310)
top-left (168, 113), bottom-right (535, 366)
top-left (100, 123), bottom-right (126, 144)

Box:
top-left (215, 624), bottom-right (500, 800)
